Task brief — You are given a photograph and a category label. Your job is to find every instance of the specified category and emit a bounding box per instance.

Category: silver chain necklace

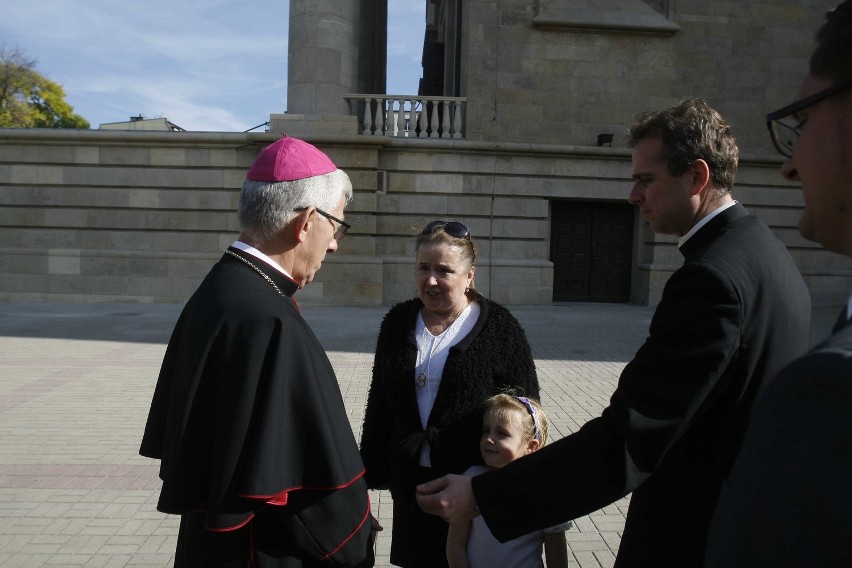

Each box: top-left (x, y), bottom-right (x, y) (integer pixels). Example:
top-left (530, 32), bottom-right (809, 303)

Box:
top-left (224, 249), bottom-right (285, 298)
top-left (416, 304), bottom-right (468, 388)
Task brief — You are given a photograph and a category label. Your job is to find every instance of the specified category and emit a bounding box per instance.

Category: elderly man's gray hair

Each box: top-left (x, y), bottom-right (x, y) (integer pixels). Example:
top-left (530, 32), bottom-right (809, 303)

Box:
top-left (238, 169), bottom-right (353, 244)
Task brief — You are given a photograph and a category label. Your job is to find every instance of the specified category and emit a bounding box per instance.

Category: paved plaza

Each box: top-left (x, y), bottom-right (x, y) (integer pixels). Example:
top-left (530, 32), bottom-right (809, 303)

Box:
top-left (0, 301), bottom-right (836, 568)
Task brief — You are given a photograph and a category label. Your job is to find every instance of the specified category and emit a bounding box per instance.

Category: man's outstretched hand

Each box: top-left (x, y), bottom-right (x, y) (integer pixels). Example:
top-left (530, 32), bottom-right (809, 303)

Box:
top-left (416, 474), bottom-right (478, 524)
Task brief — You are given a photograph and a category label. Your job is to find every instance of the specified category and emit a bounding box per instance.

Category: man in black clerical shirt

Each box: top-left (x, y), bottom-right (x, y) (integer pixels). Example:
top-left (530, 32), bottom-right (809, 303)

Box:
top-left (416, 100), bottom-right (811, 567)
top-left (706, 3), bottom-right (852, 565)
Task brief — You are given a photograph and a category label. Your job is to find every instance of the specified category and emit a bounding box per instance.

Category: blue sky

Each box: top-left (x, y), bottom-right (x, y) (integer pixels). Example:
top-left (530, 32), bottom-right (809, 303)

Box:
top-left (0, 0), bottom-right (425, 131)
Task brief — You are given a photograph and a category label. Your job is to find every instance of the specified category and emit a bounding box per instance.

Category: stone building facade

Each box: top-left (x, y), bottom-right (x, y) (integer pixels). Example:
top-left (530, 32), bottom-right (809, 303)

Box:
top-left (1, 0), bottom-right (850, 307)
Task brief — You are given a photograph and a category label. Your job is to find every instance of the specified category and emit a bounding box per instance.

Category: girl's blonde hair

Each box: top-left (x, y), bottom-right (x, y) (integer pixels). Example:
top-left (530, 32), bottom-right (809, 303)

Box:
top-left (483, 393), bottom-right (549, 445)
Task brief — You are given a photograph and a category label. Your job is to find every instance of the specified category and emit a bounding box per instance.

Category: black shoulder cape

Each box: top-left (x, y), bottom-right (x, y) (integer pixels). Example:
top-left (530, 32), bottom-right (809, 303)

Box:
top-left (140, 249), bottom-right (371, 565)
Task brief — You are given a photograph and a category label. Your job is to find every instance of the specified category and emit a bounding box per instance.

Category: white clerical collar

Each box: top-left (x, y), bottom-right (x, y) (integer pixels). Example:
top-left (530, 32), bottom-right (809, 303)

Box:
top-left (678, 200), bottom-right (737, 248)
top-left (231, 241), bottom-right (294, 280)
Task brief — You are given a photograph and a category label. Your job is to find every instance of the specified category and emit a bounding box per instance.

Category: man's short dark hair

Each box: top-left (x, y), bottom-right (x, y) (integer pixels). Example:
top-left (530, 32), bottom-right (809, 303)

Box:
top-left (628, 98), bottom-right (739, 194)
top-left (811, 0), bottom-right (852, 82)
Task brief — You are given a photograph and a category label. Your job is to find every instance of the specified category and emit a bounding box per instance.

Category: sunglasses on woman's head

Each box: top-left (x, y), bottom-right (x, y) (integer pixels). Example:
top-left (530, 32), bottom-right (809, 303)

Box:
top-left (421, 221), bottom-right (470, 239)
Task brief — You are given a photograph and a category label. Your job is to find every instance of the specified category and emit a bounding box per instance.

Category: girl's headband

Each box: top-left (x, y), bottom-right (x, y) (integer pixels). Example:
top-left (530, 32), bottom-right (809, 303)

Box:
top-left (513, 396), bottom-right (541, 441)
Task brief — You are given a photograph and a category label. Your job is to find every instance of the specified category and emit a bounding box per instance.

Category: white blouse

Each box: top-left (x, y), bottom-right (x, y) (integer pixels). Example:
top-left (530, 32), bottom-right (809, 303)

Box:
top-left (414, 301), bottom-right (481, 466)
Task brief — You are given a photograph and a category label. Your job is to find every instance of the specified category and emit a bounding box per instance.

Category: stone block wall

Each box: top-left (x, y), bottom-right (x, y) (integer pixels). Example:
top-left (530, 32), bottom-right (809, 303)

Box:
top-left (1, 129), bottom-right (850, 307)
top-left (0, 130), bottom-right (381, 305)
top-left (460, 0), bottom-right (836, 155)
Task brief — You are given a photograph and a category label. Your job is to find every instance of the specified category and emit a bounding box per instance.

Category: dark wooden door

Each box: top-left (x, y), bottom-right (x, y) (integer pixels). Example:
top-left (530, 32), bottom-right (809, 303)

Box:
top-left (550, 201), bottom-right (634, 302)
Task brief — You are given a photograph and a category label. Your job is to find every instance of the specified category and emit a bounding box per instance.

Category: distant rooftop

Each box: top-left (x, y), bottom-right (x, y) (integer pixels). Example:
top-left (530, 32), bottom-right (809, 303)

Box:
top-left (98, 116), bottom-right (186, 132)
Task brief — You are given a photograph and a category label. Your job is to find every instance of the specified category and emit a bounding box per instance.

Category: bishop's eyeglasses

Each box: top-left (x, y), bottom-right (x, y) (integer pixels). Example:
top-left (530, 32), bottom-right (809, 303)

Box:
top-left (294, 207), bottom-right (350, 241)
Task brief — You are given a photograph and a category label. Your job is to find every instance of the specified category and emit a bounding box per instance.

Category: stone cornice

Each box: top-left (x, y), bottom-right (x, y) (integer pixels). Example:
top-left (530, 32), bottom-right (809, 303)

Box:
top-left (533, 0), bottom-right (680, 36)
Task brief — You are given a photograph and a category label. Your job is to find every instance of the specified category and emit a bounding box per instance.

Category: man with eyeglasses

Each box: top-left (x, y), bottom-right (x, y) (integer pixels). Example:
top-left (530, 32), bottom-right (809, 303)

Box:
top-left (706, 3), bottom-right (852, 565)
top-left (140, 136), bottom-right (374, 567)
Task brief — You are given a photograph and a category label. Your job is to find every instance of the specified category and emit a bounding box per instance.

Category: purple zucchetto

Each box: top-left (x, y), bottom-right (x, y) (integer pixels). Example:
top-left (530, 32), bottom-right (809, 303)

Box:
top-left (246, 136), bottom-right (337, 182)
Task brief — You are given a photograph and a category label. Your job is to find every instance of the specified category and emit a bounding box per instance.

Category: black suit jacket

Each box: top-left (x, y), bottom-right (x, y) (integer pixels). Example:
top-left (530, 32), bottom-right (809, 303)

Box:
top-left (472, 204), bottom-right (812, 567)
top-left (705, 311), bottom-right (852, 566)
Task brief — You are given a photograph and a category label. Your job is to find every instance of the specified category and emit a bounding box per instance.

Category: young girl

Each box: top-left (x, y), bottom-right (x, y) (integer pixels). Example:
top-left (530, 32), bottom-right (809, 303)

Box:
top-left (446, 394), bottom-right (571, 568)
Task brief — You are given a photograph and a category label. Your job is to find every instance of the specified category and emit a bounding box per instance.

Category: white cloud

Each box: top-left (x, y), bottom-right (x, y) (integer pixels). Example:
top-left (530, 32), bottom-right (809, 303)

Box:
top-left (0, 0), bottom-right (287, 130)
top-left (0, 0), bottom-right (423, 130)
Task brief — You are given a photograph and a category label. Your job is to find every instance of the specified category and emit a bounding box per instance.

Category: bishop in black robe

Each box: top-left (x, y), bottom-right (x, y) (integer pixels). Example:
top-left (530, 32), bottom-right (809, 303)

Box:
top-left (140, 246), bottom-right (374, 567)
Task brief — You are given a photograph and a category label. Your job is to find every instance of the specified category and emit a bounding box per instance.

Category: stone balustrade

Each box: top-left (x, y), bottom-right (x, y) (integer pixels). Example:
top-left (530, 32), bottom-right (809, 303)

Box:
top-left (344, 94), bottom-right (466, 139)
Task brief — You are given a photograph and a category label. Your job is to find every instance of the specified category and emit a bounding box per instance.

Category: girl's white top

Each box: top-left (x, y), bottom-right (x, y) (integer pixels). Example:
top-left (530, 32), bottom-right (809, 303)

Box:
top-left (463, 464), bottom-right (574, 567)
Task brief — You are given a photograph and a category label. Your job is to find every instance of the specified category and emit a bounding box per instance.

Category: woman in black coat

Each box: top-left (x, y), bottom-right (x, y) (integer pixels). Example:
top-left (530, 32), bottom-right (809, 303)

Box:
top-left (359, 220), bottom-right (539, 567)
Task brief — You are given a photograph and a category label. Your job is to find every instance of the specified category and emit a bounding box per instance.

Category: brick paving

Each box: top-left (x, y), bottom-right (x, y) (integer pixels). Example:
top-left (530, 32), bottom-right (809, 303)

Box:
top-left (0, 301), bottom-right (836, 568)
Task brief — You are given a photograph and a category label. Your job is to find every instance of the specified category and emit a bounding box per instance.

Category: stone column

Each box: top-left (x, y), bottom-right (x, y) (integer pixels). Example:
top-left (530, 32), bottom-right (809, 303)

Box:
top-left (272, 0), bottom-right (361, 134)
top-left (288, 0), bottom-right (358, 115)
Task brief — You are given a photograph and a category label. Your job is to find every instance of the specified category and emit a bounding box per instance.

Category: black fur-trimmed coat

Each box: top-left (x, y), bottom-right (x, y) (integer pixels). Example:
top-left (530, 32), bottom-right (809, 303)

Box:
top-left (359, 296), bottom-right (539, 495)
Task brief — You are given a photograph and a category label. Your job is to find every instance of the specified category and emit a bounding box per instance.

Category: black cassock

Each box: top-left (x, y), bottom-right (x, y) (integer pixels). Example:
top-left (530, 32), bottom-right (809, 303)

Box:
top-left (140, 248), bottom-right (373, 567)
